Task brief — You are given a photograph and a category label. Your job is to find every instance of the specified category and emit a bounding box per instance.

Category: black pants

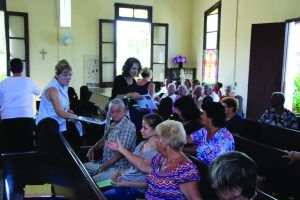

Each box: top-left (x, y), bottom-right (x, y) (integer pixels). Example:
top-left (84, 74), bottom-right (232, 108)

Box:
top-left (1, 118), bottom-right (35, 153)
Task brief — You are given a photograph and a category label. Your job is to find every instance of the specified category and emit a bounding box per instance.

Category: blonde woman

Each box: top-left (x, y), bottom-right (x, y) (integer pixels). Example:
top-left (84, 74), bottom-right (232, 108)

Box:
top-left (36, 59), bottom-right (77, 133)
top-left (106, 120), bottom-right (202, 200)
top-left (136, 67), bottom-right (155, 97)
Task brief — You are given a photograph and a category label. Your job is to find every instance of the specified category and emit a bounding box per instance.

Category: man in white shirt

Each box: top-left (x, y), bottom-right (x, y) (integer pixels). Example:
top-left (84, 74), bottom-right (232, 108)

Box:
top-left (204, 84), bottom-right (220, 102)
top-left (0, 58), bottom-right (40, 152)
top-left (161, 83), bottom-right (178, 103)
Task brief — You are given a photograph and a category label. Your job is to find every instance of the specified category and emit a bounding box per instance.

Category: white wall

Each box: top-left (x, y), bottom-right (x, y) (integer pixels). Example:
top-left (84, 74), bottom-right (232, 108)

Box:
top-left (7, 0), bottom-right (193, 96)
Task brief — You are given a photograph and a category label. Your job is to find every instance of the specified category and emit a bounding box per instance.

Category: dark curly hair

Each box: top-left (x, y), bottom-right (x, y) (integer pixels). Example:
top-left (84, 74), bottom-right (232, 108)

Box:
top-left (122, 57), bottom-right (142, 77)
top-left (202, 101), bottom-right (225, 128)
top-left (174, 96), bottom-right (200, 121)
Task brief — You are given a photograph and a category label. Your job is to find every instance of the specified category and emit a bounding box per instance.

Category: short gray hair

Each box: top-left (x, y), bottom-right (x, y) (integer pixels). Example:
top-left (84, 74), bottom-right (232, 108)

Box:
top-left (155, 120), bottom-right (186, 151)
top-left (108, 98), bottom-right (125, 110)
top-left (194, 85), bottom-right (204, 94)
top-left (105, 98), bottom-right (125, 132)
top-left (226, 85), bottom-right (235, 93)
top-left (178, 85), bottom-right (188, 94)
top-left (209, 151), bottom-right (257, 199)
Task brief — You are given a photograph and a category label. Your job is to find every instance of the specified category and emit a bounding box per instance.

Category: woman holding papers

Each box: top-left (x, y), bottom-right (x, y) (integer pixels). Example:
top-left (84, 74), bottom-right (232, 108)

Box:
top-left (111, 57), bottom-right (142, 100)
top-left (36, 59), bottom-right (77, 133)
top-left (103, 113), bottom-right (163, 200)
top-left (105, 120), bottom-right (202, 200)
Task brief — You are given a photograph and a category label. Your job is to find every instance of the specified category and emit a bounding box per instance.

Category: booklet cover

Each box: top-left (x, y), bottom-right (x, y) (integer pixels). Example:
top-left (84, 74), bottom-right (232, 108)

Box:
top-left (76, 116), bottom-right (106, 125)
top-left (135, 94), bottom-right (157, 110)
top-left (96, 179), bottom-right (112, 188)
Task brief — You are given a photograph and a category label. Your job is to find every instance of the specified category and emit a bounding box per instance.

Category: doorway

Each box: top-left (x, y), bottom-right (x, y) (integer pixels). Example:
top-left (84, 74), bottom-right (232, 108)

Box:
top-left (116, 20), bottom-right (151, 76)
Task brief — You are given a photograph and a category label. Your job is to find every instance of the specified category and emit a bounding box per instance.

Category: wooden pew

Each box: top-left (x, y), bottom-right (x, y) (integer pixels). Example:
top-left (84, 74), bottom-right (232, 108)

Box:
top-left (242, 119), bottom-right (300, 151)
top-left (186, 154), bottom-right (217, 200)
top-left (242, 119), bottom-right (263, 142)
top-left (234, 135), bottom-right (300, 199)
top-left (2, 118), bottom-right (106, 200)
top-left (261, 123), bottom-right (300, 151)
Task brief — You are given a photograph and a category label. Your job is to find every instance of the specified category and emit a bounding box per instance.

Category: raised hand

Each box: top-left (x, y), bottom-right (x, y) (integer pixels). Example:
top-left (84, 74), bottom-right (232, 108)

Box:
top-left (105, 138), bottom-right (123, 152)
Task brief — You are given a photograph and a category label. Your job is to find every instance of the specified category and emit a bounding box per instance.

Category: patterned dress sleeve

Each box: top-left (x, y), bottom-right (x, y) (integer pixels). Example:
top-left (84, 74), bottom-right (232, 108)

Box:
top-left (259, 109), bottom-right (269, 122)
top-left (206, 131), bottom-right (235, 160)
top-left (290, 113), bottom-right (298, 130)
top-left (175, 162), bottom-right (200, 184)
top-left (191, 128), bottom-right (205, 144)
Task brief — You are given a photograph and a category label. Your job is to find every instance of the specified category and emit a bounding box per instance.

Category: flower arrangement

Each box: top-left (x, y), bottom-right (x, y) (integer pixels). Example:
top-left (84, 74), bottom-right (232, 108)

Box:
top-left (173, 55), bottom-right (187, 64)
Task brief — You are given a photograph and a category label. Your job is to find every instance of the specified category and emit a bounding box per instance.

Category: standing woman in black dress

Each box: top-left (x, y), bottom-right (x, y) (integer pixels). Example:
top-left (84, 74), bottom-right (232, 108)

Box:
top-left (111, 57), bottom-right (142, 100)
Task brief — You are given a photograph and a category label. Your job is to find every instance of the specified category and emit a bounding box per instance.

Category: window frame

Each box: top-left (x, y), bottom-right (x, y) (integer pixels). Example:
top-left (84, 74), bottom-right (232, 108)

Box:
top-left (5, 11), bottom-right (30, 76)
top-left (115, 3), bottom-right (152, 23)
top-left (202, 1), bottom-right (221, 83)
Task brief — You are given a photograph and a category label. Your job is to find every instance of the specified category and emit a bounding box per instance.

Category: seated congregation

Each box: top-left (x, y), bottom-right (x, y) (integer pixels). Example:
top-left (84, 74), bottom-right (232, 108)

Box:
top-left (1, 57), bottom-right (300, 200)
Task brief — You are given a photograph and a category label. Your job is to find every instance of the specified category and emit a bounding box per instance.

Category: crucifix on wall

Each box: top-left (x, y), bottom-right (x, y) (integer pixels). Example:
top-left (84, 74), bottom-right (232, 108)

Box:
top-left (39, 49), bottom-right (47, 60)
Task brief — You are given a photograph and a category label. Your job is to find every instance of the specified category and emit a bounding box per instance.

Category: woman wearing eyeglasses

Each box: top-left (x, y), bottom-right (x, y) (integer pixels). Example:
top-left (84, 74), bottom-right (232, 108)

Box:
top-left (36, 59), bottom-right (77, 133)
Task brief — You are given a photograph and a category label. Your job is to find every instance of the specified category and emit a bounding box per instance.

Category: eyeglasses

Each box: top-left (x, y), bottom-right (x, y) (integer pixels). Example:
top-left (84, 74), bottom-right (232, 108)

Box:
top-left (60, 72), bottom-right (73, 77)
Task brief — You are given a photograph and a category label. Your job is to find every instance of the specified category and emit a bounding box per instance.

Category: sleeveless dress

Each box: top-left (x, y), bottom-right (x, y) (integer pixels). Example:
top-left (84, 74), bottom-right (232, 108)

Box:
top-left (135, 81), bottom-right (150, 95)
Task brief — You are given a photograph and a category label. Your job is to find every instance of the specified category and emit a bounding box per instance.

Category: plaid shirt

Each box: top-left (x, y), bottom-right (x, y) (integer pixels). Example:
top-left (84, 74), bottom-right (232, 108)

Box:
top-left (101, 116), bottom-right (136, 170)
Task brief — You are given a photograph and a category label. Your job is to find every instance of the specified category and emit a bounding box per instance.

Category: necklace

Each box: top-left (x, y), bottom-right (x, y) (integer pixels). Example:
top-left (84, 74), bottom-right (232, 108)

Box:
top-left (124, 76), bottom-right (133, 85)
top-left (160, 157), bottom-right (178, 171)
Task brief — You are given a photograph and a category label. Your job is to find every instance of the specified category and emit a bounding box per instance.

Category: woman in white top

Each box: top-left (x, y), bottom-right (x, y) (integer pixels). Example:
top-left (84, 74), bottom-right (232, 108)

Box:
top-left (36, 59), bottom-right (77, 133)
top-left (0, 58), bottom-right (40, 152)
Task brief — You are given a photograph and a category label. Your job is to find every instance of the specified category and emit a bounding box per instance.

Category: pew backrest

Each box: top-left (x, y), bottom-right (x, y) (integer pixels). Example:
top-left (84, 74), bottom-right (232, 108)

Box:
top-left (261, 123), bottom-right (300, 151)
top-left (186, 154), bottom-right (217, 200)
top-left (36, 118), bottom-right (106, 200)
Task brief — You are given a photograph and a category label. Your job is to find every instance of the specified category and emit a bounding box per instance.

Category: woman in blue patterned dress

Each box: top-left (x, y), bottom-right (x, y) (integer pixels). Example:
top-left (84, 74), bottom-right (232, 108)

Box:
top-left (186, 102), bottom-right (235, 164)
top-left (105, 120), bottom-right (202, 200)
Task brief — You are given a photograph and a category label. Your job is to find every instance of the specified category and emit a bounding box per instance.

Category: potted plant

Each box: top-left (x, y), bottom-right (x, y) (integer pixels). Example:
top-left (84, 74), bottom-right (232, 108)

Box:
top-left (173, 56), bottom-right (186, 69)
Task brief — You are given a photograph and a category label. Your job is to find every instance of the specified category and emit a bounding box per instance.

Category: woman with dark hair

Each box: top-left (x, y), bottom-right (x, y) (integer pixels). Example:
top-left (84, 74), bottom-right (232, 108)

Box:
top-left (111, 57), bottom-right (142, 100)
top-left (0, 58), bottom-right (40, 152)
top-left (184, 79), bottom-right (192, 93)
top-left (174, 96), bottom-right (202, 135)
top-left (186, 102), bottom-right (234, 164)
top-left (214, 82), bottom-right (223, 98)
top-left (157, 96), bottom-right (173, 120)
